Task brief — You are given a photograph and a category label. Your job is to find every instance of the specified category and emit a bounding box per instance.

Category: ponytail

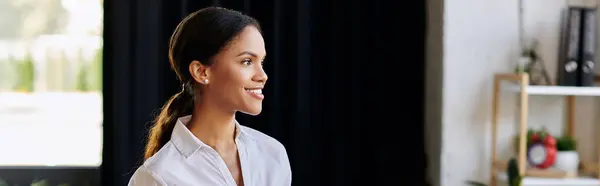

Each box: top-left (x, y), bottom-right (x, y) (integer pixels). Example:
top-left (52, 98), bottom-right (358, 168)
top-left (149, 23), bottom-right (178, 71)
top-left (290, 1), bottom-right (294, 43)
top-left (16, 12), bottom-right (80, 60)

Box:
top-left (144, 83), bottom-right (194, 160)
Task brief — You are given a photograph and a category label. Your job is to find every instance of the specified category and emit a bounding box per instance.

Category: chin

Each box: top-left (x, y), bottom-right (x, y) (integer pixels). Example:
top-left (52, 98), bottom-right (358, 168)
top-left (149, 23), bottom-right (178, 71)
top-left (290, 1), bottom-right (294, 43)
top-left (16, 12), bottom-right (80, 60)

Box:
top-left (239, 110), bottom-right (262, 116)
top-left (239, 105), bottom-right (262, 116)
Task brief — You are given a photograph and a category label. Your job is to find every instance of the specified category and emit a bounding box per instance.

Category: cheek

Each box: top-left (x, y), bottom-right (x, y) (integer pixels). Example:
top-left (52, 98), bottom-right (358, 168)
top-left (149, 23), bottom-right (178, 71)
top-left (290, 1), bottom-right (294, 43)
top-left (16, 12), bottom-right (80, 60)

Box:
top-left (213, 67), bottom-right (247, 91)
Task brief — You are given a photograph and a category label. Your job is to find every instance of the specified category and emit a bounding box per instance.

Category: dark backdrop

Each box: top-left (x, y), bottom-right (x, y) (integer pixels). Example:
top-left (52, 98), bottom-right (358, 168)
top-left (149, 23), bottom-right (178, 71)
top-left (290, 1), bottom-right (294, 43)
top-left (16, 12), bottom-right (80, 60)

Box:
top-left (102, 0), bottom-right (427, 185)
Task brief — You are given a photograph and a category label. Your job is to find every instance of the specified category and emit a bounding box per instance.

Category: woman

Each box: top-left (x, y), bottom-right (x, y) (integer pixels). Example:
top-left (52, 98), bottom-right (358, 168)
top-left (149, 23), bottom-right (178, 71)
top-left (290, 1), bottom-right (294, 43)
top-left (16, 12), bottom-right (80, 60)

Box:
top-left (128, 7), bottom-right (291, 186)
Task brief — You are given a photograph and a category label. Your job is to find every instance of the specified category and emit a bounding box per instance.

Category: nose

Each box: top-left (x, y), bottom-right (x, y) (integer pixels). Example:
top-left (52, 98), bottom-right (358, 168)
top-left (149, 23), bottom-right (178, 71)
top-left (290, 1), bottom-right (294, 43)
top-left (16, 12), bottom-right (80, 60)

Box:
top-left (253, 66), bottom-right (268, 84)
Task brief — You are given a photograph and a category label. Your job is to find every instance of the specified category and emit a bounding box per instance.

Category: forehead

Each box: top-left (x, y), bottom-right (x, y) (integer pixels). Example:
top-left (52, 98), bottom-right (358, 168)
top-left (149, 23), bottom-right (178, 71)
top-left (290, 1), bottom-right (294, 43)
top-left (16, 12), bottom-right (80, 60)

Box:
top-left (224, 26), bottom-right (266, 57)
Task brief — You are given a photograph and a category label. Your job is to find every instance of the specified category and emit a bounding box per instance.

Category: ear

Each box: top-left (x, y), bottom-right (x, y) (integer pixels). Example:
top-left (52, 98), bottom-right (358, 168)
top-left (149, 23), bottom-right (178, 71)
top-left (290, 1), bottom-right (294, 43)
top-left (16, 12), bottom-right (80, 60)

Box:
top-left (189, 60), bottom-right (210, 84)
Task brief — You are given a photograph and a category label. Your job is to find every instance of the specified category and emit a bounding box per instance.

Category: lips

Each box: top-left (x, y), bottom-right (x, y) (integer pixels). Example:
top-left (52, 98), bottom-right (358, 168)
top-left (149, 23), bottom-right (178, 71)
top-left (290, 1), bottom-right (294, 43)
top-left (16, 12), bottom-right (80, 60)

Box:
top-left (245, 88), bottom-right (264, 100)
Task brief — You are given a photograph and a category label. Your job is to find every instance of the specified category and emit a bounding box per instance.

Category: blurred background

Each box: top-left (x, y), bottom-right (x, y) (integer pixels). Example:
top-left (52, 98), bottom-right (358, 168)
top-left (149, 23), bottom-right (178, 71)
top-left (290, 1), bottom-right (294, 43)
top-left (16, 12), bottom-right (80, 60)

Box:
top-left (0, 0), bottom-right (427, 186)
top-left (0, 0), bottom-right (103, 185)
top-left (5, 0), bottom-right (600, 185)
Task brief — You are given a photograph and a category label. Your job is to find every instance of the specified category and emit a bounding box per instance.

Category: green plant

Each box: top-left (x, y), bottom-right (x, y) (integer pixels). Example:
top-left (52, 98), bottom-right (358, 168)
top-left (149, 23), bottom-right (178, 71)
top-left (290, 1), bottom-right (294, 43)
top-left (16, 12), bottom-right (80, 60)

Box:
top-left (556, 136), bottom-right (577, 151)
top-left (11, 53), bottom-right (35, 92)
top-left (507, 158), bottom-right (522, 186)
top-left (75, 48), bottom-right (102, 92)
top-left (75, 49), bottom-right (90, 92)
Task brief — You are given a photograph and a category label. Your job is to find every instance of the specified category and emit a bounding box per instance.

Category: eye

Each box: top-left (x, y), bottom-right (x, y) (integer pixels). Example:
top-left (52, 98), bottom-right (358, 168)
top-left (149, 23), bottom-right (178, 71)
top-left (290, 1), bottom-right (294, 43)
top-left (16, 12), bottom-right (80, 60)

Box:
top-left (242, 59), bottom-right (252, 66)
top-left (260, 57), bottom-right (266, 66)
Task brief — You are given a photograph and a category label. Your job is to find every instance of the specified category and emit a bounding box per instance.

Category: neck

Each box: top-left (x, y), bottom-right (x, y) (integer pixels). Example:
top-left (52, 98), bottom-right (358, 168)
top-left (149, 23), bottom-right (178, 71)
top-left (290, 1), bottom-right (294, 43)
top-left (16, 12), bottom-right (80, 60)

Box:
top-left (187, 98), bottom-right (237, 151)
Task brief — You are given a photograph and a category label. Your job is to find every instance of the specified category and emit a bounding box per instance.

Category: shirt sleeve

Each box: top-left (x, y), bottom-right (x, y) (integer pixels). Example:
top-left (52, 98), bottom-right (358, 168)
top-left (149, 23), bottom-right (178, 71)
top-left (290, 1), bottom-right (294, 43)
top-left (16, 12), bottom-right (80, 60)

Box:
top-left (281, 145), bottom-right (292, 186)
top-left (285, 169), bottom-right (292, 186)
top-left (128, 166), bottom-right (167, 186)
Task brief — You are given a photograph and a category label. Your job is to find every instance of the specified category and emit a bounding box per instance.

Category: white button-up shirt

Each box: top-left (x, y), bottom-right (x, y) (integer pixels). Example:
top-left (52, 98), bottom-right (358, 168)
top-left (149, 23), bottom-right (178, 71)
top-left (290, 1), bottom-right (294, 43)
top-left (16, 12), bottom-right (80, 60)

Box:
top-left (128, 115), bottom-right (292, 186)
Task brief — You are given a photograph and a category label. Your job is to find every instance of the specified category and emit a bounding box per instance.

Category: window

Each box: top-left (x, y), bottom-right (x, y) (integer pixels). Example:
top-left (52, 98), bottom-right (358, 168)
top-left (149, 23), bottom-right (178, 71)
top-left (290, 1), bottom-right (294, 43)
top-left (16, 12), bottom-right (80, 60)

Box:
top-left (0, 0), bottom-right (103, 185)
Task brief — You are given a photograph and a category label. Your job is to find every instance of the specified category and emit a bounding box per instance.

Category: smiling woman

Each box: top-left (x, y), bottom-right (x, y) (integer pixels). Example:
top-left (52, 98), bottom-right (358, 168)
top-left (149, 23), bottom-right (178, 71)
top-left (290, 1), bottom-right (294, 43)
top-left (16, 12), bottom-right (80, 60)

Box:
top-left (128, 7), bottom-right (291, 186)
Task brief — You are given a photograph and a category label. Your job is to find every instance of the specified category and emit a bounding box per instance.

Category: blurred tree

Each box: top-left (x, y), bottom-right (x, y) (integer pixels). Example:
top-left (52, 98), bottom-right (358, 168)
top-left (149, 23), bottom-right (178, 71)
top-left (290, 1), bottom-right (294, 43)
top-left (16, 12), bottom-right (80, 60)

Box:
top-left (76, 48), bottom-right (89, 92)
top-left (12, 52), bottom-right (35, 92)
top-left (8, 0), bottom-right (68, 39)
top-left (90, 48), bottom-right (102, 91)
top-left (76, 48), bottom-right (102, 92)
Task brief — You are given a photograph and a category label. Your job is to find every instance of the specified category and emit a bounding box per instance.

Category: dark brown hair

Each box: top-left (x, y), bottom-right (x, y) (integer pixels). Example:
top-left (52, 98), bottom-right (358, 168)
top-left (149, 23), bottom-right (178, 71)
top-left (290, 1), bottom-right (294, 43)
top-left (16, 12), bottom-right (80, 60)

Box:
top-left (144, 7), bottom-right (261, 160)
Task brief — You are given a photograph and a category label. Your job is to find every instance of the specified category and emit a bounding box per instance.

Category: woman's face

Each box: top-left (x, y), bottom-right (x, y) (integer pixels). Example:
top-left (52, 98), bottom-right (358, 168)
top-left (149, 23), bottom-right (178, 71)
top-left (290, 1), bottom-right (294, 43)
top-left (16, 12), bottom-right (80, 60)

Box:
top-left (196, 26), bottom-right (267, 115)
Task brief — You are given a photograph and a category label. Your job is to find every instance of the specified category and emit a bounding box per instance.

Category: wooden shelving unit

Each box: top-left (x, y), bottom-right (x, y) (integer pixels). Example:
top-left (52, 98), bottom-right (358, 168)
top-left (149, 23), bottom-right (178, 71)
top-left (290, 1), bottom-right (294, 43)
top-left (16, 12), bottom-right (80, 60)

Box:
top-left (491, 73), bottom-right (600, 186)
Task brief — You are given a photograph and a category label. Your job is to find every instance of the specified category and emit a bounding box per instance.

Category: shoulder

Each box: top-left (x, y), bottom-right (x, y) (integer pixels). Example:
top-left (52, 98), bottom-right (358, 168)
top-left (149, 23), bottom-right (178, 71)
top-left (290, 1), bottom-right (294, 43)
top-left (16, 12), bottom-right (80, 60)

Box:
top-left (239, 126), bottom-right (292, 184)
top-left (240, 125), bottom-right (289, 163)
top-left (128, 163), bottom-right (167, 186)
top-left (240, 125), bottom-right (288, 155)
top-left (239, 125), bottom-right (291, 178)
top-left (128, 143), bottom-right (180, 185)
top-left (141, 142), bottom-right (180, 170)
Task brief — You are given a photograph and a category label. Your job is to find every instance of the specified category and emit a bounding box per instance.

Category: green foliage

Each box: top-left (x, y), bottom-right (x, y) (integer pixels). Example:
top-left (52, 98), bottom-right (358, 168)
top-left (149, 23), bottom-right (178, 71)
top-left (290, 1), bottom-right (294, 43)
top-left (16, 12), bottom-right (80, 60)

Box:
top-left (75, 49), bottom-right (89, 92)
top-left (4, 47), bottom-right (102, 93)
top-left (11, 53), bottom-right (35, 92)
top-left (76, 65), bottom-right (89, 91)
top-left (75, 48), bottom-right (102, 92)
top-left (89, 47), bottom-right (103, 91)
top-left (507, 158), bottom-right (522, 186)
top-left (556, 136), bottom-right (577, 151)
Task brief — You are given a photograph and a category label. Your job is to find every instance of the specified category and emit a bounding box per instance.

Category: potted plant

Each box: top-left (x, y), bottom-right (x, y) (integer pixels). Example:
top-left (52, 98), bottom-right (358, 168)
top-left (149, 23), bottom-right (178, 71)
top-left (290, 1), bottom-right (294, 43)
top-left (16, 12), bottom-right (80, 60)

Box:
top-left (554, 136), bottom-right (579, 172)
top-left (514, 39), bottom-right (551, 85)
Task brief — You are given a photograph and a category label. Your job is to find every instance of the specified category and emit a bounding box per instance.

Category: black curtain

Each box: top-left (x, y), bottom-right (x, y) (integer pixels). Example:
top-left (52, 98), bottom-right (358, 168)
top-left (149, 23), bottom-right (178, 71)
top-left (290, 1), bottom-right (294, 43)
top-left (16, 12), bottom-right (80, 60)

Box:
top-left (103, 0), bottom-right (427, 185)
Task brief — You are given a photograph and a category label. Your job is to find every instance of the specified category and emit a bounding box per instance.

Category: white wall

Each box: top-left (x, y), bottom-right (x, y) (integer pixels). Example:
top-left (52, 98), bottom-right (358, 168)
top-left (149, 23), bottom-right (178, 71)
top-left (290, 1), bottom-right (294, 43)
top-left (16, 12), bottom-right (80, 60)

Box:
top-left (426, 0), bottom-right (600, 185)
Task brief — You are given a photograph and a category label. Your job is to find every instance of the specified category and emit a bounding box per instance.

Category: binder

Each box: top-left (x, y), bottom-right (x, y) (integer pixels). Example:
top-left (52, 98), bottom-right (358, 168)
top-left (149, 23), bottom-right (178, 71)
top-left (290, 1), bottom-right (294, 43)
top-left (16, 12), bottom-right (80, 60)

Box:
top-left (557, 7), bottom-right (583, 86)
top-left (579, 8), bottom-right (597, 86)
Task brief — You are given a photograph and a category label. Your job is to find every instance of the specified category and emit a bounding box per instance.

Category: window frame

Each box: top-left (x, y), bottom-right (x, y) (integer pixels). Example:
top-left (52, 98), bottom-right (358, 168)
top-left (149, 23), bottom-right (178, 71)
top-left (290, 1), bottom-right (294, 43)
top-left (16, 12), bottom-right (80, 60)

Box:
top-left (0, 166), bottom-right (100, 186)
top-left (0, 0), bottom-right (104, 184)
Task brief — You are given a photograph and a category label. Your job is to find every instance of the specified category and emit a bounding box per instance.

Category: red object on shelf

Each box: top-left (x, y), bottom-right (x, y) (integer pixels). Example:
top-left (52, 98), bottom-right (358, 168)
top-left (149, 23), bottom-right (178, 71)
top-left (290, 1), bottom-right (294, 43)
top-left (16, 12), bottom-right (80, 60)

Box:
top-left (528, 133), bottom-right (557, 169)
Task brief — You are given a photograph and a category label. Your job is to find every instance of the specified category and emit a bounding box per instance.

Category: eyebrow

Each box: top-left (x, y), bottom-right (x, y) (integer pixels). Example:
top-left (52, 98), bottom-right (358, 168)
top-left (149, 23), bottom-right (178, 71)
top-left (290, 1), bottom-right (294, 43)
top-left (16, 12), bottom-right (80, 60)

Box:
top-left (236, 51), bottom-right (267, 60)
top-left (236, 51), bottom-right (258, 57)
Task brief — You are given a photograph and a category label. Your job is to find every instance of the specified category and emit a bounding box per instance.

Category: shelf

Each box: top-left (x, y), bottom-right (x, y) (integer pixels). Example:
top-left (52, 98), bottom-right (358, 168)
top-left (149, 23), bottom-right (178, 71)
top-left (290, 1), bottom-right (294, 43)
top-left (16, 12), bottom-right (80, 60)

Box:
top-left (491, 73), bottom-right (600, 186)
top-left (496, 172), bottom-right (600, 186)
top-left (503, 84), bottom-right (600, 96)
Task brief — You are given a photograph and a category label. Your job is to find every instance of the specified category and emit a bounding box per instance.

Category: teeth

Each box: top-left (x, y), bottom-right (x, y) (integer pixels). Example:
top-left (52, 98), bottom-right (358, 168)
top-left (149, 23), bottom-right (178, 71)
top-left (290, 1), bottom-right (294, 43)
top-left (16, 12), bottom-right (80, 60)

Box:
top-left (246, 89), bottom-right (262, 94)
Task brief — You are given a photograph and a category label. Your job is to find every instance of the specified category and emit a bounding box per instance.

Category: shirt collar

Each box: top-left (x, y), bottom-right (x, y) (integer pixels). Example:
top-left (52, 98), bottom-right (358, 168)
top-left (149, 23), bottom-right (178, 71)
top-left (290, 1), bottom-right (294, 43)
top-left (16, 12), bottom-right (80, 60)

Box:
top-left (171, 115), bottom-right (246, 158)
